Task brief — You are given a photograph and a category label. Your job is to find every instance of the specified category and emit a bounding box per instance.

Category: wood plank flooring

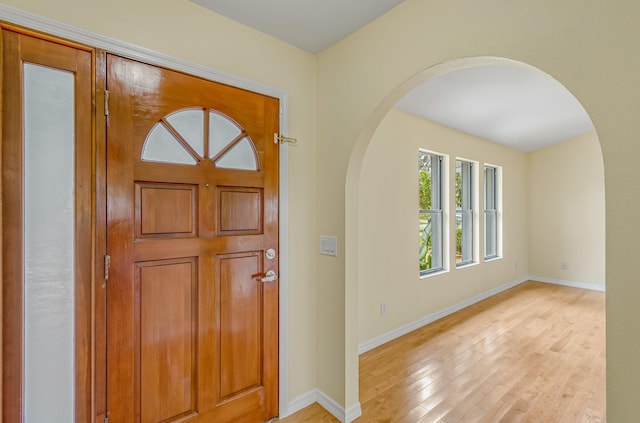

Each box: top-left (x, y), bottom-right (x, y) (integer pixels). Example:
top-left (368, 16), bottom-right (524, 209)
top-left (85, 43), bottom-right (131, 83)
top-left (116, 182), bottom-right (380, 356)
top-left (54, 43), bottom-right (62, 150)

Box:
top-left (280, 281), bottom-right (606, 422)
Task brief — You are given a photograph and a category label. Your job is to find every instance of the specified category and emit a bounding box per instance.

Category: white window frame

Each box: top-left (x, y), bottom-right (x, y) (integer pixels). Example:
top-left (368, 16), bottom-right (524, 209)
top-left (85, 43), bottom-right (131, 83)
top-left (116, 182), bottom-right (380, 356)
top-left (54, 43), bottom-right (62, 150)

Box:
top-left (484, 165), bottom-right (500, 260)
top-left (419, 150), bottom-right (445, 276)
top-left (456, 159), bottom-right (475, 267)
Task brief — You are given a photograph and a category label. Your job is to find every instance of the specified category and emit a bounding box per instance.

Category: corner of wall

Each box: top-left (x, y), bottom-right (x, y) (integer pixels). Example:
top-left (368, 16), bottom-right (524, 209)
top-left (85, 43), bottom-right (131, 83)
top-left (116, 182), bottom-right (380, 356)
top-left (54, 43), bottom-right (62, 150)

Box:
top-left (285, 389), bottom-right (362, 423)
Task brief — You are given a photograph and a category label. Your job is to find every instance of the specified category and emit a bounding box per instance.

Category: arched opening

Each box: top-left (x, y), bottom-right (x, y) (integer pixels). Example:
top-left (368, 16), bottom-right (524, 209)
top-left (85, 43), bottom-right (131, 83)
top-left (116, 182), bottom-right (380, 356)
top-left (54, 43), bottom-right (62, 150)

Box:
top-left (345, 57), bottom-right (605, 419)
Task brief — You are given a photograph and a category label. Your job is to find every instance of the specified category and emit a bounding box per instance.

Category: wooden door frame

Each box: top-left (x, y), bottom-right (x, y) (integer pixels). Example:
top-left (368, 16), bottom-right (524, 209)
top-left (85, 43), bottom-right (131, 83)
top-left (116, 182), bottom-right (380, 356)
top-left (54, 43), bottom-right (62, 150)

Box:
top-left (0, 23), bottom-right (98, 422)
top-left (0, 5), bottom-right (292, 421)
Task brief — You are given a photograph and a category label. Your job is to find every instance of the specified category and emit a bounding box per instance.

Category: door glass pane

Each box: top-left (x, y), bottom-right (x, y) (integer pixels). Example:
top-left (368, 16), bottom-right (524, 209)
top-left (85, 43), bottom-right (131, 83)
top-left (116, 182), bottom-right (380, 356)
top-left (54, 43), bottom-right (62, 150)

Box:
top-left (166, 109), bottom-right (204, 157)
top-left (216, 137), bottom-right (258, 170)
top-left (209, 111), bottom-right (241, 158)
top-left (23, 63), bottom-right (75, 422)
top-left (142, 123), bottom-right (197, 164)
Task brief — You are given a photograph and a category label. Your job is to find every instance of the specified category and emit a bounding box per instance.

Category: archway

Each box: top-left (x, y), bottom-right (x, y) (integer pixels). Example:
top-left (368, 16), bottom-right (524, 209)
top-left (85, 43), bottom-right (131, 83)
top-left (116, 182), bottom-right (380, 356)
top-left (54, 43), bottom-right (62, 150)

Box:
top-left (345, 57), bottom-right (604, 417)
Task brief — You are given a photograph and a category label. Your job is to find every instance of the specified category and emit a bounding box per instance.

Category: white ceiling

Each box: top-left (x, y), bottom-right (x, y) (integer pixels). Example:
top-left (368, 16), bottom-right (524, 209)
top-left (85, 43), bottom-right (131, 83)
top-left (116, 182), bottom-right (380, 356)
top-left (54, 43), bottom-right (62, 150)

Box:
top-left (190, 0), bottom-right (406, 54)
top-left (191, 1), bottom-right (595, 153)
top-left (396, 65), bottom-right (594, 153)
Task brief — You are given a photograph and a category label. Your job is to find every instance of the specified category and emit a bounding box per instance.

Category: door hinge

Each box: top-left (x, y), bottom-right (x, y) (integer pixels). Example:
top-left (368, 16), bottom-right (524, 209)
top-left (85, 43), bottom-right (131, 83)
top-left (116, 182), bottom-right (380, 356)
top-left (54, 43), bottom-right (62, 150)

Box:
top-left (104, 254), bottom-right (111, 280)
top-left (104, 417), bottom-right (109, 423)
top-left (104, 90), bottom-right (110, 116)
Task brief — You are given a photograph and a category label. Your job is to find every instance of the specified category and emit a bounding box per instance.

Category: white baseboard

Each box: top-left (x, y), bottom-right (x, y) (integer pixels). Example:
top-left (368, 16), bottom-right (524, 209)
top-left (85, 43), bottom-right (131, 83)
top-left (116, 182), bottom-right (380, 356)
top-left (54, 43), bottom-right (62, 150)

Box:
top-left (358, 275), bottom-right (605, 355)
top-left (316, 390), bottom-right (349, 423)
top-left (316, 390), bottom-right (362, 423)
top-left (285, 389), bottom-right (362, 423)
top-left (358, 276), bottom-right (529, 355)
top-left (345, 401), bottom-right (363, 422)
top-left (284, 389), bottom-right (318, 418)
top-left (530, 276), bottom-right (606, 292)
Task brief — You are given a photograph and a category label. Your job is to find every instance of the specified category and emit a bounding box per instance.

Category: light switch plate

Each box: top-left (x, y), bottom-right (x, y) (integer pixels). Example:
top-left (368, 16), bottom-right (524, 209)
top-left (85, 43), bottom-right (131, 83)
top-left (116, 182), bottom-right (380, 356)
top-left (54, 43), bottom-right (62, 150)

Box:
top-left (319, 235), bottom-right (338, 256)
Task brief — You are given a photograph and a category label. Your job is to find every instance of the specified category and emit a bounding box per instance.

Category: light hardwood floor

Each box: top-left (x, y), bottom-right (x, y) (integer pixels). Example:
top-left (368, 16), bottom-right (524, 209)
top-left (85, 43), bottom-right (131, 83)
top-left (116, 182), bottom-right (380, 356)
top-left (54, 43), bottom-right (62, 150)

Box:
top-left (280, 281), bottom-right (606, 422)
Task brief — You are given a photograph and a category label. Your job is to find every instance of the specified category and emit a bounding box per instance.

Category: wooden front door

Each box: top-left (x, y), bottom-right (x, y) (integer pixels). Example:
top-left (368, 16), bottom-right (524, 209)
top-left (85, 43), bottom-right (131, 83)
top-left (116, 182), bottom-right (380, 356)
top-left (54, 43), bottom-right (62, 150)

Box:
top-left (106, 55), bottom-right (279, 423)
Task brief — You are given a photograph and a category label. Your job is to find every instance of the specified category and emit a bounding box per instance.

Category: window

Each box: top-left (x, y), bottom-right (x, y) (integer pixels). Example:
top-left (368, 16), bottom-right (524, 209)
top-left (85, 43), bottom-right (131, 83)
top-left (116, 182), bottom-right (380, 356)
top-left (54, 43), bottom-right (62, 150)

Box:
top-left (142, 108), bottom-right (259, 170)
top-left (484, 165), bottom-right (499, 259)
top-left (419, 151), bottom-right (443, 275)
top-left (456, 160), bottom-right (474, 266)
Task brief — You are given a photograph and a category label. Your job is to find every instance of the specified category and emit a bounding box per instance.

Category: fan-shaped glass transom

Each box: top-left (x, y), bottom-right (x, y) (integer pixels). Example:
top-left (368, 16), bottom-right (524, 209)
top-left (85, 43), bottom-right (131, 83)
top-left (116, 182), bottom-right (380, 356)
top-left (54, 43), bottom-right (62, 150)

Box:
top-left (141, 108), bottom-right (259, 171)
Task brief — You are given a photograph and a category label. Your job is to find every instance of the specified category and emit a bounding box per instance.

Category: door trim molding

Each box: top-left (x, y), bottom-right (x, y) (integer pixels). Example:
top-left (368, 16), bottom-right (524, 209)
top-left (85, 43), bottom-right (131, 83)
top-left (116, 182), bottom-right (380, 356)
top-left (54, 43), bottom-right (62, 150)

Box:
top-left (0, 3), bottom-right (292, 417)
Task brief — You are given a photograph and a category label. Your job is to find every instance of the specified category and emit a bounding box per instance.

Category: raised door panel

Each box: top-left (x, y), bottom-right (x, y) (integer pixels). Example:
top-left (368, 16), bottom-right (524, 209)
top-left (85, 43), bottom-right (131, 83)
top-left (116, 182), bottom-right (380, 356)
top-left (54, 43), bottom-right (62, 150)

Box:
top-left (218, 253), bottom-right (262, 400)
top-left (137, 259), bottom-right (198, 423)
top-left (218, 187), bottom-right (263, 235)
top-left (136, 183), bottom-right (198, 238)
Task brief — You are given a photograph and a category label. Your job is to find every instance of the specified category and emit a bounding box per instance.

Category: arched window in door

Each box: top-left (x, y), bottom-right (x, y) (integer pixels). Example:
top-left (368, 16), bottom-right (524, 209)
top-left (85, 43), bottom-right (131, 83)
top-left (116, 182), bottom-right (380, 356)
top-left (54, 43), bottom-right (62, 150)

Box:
top-left (141, 108), bottom-right (259, 171)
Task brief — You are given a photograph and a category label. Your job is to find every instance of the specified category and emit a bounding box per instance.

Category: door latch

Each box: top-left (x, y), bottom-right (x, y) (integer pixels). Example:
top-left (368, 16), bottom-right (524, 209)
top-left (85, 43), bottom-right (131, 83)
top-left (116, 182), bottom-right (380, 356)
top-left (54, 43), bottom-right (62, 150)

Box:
top-left (251, 270), bottom-right (278, 283)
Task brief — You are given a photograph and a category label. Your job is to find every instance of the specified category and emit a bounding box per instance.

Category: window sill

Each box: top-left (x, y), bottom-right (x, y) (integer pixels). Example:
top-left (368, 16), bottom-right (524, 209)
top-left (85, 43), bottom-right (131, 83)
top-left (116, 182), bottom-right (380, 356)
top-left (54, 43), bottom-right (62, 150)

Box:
top-left (419, 269), bottom-right (449, 279)
top-left (484, 256), bottom-right (502, 263)
top-left (456, 261), bottom-right (479, 270)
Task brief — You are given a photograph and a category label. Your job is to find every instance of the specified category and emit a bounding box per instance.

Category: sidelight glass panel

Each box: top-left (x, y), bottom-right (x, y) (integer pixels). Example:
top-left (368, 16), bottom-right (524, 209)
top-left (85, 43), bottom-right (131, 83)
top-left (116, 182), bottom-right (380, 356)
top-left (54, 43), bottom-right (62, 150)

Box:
top-left (166, 109), bottom-right (204, 157)
top-left (142, 123), bottom-right (197, 164)
top-left (23, 63), bottom-right (75, 422)
top-left (216, 137), bottom-right (258, 170)
top-left (209, 111), bottom-right (242, 158)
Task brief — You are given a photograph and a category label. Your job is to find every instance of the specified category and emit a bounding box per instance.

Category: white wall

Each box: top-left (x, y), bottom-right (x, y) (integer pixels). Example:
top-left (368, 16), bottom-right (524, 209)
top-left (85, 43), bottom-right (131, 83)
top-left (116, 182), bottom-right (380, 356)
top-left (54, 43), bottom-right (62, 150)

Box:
top-left (528, 132), bottom-right (605, 287)
top-left (358, 109), bottom-right (606, 351)
top-left (317, 1), bottom-right (640, 416)
top-left (358, 109), bottom-right (529, 344)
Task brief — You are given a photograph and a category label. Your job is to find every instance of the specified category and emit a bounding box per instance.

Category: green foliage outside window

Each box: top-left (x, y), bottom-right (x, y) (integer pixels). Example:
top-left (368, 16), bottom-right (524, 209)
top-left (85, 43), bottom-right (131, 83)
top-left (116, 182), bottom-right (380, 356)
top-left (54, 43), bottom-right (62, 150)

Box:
top-left (419, 153), bottom-right (432, 271)
top-left (419, 217), bottom-right (431, 271)
top-left (418, 154), bottom-right (432, 210)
